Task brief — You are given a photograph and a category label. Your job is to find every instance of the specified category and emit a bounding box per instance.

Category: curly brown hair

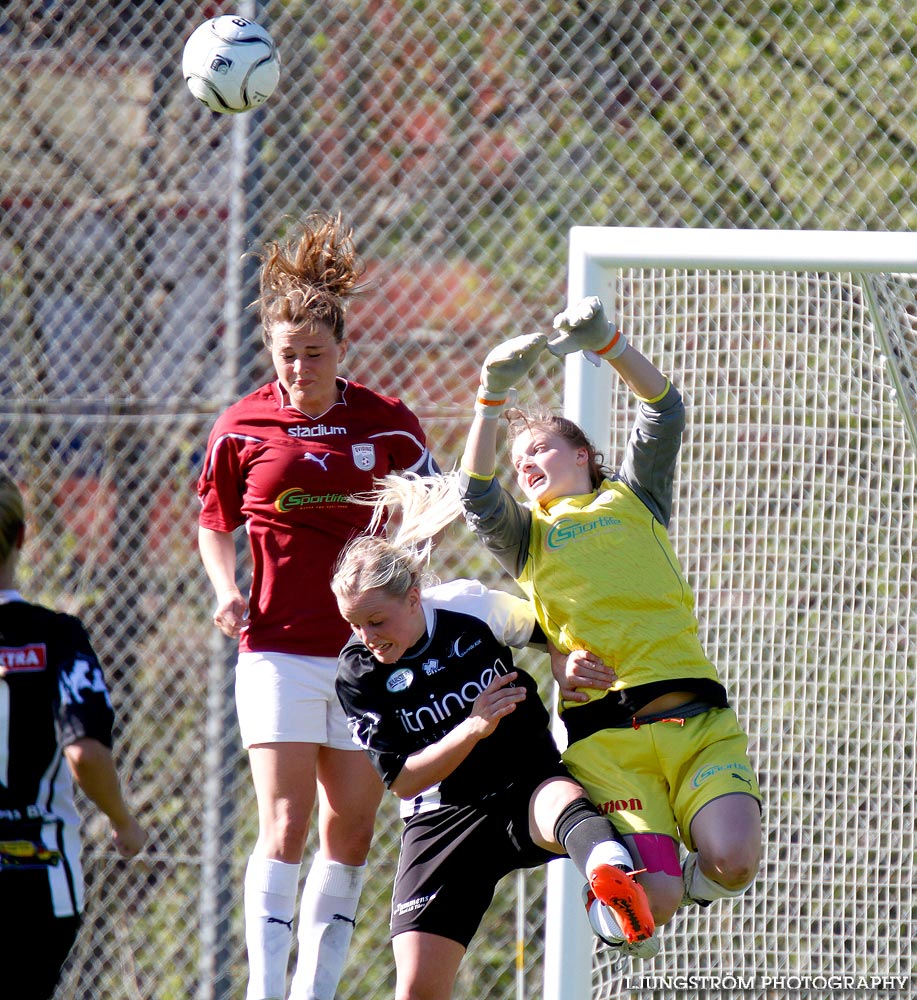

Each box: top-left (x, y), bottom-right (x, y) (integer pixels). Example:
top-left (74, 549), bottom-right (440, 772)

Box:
top-left (254, 212), bottom-right (366, 346)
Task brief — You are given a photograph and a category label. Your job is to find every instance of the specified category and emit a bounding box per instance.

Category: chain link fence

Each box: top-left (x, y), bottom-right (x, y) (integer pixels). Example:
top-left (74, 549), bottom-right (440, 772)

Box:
top-left (1, 1), bottom-right (915, 998)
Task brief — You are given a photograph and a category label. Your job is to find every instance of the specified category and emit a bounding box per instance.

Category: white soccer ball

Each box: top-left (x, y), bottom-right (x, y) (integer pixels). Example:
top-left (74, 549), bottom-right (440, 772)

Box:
top-left (182, 15), bottom-right (280, 114)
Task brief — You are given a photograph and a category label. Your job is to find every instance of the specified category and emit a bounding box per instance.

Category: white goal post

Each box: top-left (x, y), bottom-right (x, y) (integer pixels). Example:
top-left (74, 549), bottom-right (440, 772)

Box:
top-left (544, 227), bottom-right (917, 1000)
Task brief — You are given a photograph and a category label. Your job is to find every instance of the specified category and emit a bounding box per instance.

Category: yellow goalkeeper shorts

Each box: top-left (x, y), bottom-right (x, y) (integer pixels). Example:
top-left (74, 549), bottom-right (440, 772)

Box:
top-left (562, 705), bottom-right (760, 854)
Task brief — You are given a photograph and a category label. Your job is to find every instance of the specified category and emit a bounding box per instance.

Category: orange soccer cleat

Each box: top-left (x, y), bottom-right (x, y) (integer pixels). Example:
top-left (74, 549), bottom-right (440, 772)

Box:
top-left (587, 864), bottom-right (655, 945)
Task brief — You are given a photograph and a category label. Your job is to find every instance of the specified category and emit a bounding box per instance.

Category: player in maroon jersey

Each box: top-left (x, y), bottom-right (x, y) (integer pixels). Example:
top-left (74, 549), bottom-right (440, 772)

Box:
top-left (197, 213), bottom-right (438, 1000)
top-left (0, 469), bottom-right (146, 1000)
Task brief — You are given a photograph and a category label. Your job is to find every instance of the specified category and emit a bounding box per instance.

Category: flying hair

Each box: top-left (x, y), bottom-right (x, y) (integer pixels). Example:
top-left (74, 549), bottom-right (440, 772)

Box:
top-left (358, 472), bottom-right (464, 551)
top-left (332, 473), bottom-right (463, 602)
top-left (253, 211), bottom-right (367, 344)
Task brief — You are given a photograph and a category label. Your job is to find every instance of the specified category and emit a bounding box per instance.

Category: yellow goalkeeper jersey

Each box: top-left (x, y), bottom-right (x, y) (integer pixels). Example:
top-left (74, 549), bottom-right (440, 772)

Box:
top-left (518, 476), bottom-right (719, 705)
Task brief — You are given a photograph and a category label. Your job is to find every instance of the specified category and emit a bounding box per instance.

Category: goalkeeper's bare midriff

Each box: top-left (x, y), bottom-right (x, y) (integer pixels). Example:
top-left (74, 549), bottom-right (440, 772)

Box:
top-left (634, 690), bottom-right (698, 718)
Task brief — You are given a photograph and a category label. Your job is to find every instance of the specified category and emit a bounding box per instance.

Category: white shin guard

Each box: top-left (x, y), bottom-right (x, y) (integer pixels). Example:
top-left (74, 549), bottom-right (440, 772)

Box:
top-left (288, 856), bottom-right (366, 1000)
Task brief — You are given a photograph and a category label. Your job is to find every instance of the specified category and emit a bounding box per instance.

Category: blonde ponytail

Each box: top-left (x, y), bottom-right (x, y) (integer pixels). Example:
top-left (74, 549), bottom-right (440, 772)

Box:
top-left (333, 473), bottom-right (463, 603)
top-left (358, 472), bottom-right (463, 552)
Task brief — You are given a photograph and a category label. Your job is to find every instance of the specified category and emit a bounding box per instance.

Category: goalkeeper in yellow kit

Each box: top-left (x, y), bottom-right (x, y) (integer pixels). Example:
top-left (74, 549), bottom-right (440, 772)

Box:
top-left (458, 296), bottom-right (761, 953)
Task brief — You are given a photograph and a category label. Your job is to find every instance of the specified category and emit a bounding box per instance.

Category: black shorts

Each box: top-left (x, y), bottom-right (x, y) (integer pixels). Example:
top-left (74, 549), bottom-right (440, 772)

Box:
top-left (391, 764), bottom-right (569, 948)
top-left (0, 869), bottom-right (82, 999)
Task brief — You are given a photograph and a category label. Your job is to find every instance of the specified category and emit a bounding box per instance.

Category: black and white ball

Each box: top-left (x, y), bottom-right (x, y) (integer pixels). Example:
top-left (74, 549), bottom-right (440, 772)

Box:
top-left (182, 15), bottom-right (280, 114)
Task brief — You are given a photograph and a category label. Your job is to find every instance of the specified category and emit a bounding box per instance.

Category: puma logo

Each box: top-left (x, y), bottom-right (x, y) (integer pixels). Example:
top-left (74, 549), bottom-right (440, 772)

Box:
top-left (304, 452), bottom-right (330, 471)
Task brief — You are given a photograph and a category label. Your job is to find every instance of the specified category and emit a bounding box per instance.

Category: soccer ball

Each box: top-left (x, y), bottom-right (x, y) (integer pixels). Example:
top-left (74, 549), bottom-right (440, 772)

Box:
top-left (182, 15), bottom-right (280, 114)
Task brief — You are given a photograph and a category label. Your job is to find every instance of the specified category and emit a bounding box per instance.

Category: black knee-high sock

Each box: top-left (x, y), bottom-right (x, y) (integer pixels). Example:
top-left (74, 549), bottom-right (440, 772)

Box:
top-left (553, 797), bottom-right (632, 875)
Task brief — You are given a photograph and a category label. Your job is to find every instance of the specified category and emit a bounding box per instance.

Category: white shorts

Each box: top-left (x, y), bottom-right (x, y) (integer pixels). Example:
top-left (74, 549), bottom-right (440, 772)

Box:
top-left (235, 650), bottom-right (358, 751)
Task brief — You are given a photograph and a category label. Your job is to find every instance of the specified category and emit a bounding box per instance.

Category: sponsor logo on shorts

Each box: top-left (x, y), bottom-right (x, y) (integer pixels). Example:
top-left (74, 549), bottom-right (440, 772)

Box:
top-left (691, 761), bottom-right (754, 789)
top-left (386, 668), bottom-right (414, 692)
top-left (0, 644), bottom-right (47, 675)
top-left (394, 892), bottom-right (436, 917)
top-left (0, 840), bottom-right (61, 869)
top-left (599, 797), bottom-right (643, 816)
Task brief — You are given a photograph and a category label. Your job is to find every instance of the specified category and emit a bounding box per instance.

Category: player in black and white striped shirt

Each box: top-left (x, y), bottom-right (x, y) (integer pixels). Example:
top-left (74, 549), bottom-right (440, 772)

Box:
top-left (332, 525), bottom-right (656, 1000)
top-left (0, 469), bottom-right (146, 1000)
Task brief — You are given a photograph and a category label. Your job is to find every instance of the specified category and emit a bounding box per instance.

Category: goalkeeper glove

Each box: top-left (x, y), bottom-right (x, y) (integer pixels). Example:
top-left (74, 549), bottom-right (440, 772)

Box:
top-left (547, 296), bottom-right (627, 366)
top-left (475, 332), bottom-right (548, 418)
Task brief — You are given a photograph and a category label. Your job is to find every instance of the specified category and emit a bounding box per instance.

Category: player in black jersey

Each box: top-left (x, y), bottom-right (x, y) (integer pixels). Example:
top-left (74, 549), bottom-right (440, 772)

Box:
top-left (0, 469), bottom-right (146, 1000)
top-left (332, 529), bottom-right (656, 1000)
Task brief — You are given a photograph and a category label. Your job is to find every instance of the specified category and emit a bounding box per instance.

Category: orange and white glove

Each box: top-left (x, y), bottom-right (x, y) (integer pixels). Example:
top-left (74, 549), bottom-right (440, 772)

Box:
top-left (475, 332), bottom-right (548, 419)
top-left (547, 296), bottom-right (627, 367)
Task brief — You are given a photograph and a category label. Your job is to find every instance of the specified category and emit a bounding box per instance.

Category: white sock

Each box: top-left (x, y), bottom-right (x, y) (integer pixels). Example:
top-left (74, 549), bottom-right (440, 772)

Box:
top-left (243, 855), bottom-right (301, 1000)
top-left (585, 840), bottom-right (634, 873)
top-left (289, 856), bottom-right (366, 1000)
top-left (684, 852), bottom-right (751, 902)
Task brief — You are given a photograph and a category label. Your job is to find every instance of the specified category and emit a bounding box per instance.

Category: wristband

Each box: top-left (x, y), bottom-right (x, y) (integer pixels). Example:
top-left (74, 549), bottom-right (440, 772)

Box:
top-left (594, 327), bottom-right (627, 360)
top-left (474, 386), bottom-right (516, 418)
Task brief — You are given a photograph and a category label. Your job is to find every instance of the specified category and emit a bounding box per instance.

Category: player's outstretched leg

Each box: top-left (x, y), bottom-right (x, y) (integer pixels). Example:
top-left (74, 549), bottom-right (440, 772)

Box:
top-left (547, 794), bottom-right (656, 946)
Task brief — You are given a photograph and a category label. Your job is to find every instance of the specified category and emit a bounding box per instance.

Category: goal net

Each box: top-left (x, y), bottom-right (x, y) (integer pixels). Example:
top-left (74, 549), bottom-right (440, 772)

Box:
top-left (545, 228), bottom-right (917, 1000)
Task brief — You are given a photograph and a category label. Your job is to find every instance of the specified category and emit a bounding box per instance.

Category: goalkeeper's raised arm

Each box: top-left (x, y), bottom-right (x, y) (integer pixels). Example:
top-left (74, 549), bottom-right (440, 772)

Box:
top-left (547, 294), bottom-right (669, 400)
top-left (463, 296), bottom-right (670, 482)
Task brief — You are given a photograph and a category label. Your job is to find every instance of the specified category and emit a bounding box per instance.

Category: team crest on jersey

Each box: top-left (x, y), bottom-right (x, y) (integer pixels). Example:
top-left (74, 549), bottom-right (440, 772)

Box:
top-left (386, 667), bottom-right (413, 692)
top-left (351, 443), bottom-right (376, 470)
top-left (0, 644), bottom-right (47, 675)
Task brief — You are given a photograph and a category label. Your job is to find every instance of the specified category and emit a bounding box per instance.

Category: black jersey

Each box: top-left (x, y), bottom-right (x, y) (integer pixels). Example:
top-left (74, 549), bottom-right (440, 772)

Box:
top-left (336, 579), bottom-right (560, 816)
top-left (0, 593), bottom-right (115, 917)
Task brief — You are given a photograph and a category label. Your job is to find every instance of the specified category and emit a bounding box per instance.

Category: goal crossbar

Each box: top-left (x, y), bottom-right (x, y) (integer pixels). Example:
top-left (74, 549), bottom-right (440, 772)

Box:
top-left (569, 225), bottom-right (917, 273)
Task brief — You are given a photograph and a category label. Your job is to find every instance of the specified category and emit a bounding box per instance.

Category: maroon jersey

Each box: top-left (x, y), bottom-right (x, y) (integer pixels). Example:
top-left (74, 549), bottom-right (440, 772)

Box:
top-left (198, 378), bottom-right (436, 656)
